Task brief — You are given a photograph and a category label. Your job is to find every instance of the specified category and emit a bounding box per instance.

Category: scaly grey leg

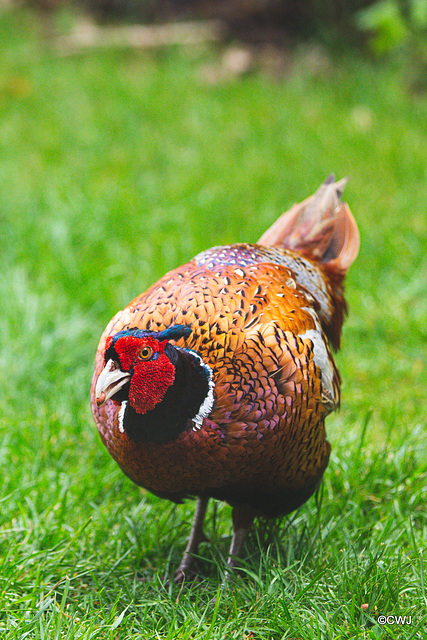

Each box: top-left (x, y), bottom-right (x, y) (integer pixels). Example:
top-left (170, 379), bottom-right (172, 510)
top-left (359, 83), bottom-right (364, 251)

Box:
top-left (224, 505), bottom-right (256, 581)
top-left (174, 496), bottom-right (209, 583)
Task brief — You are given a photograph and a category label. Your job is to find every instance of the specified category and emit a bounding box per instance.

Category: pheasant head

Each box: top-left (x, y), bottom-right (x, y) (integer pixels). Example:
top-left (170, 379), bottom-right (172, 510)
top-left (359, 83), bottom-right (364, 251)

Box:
top-left (95, 325), bottom-right (214, 443)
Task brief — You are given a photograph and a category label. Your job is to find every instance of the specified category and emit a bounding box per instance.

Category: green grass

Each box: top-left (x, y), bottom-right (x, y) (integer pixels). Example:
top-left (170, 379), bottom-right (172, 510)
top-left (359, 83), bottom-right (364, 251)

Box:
top-left (0, 7), bottom-right (426, 639)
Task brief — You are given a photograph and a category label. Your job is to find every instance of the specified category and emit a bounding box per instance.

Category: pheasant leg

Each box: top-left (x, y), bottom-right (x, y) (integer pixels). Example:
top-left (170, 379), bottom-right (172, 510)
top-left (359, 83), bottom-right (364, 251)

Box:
top-left (174, 496), bottom-right (209, 583)
top-left (224, 505), bottom-right (256, 581)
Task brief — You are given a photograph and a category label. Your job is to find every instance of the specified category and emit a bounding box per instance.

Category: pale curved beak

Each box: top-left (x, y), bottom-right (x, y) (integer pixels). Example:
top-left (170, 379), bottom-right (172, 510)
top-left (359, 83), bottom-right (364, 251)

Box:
top-left (95, 359), bottom-right (131, 406)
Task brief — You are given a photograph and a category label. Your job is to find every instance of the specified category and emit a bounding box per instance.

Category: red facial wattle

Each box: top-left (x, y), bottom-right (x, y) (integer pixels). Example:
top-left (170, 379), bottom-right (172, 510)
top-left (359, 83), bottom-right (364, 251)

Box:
top-left (113, 335), bottom-right (155, 371)
top-left (113, 335), bottom-right (176, 414)
top-left (129, 353), bottom-right (175, 414)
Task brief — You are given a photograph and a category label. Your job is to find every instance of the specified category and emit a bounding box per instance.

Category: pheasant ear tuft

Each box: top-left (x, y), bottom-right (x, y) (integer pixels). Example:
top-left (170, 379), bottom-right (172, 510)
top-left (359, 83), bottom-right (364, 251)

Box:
top-left (158, 325), bottom-right (192, 342)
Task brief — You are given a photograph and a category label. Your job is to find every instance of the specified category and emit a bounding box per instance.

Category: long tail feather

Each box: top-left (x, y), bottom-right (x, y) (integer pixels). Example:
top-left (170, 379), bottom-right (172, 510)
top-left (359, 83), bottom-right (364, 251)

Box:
top-left (258, 175), bottom-right (359, 273)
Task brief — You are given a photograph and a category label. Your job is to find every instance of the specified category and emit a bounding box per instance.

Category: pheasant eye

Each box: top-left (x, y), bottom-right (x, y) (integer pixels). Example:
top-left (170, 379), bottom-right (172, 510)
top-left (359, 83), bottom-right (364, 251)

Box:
top-left (139, 346), bottom-right (153, 360)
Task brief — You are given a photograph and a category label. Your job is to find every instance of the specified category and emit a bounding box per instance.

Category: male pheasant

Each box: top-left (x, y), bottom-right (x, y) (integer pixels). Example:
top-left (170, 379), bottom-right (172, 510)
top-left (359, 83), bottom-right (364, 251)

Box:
top-left (91, 176), bottom-right (359, 581)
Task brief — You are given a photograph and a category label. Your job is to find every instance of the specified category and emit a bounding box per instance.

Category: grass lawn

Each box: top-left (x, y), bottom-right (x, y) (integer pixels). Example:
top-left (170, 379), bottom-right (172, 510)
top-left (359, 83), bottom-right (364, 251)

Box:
top-left (0, 7), bottom-right (426, 639)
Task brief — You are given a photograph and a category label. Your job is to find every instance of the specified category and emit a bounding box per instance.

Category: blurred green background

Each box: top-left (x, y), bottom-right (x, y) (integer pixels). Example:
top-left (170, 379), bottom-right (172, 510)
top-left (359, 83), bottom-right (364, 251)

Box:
top-left (0, 1), bottom-right (426, 637)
